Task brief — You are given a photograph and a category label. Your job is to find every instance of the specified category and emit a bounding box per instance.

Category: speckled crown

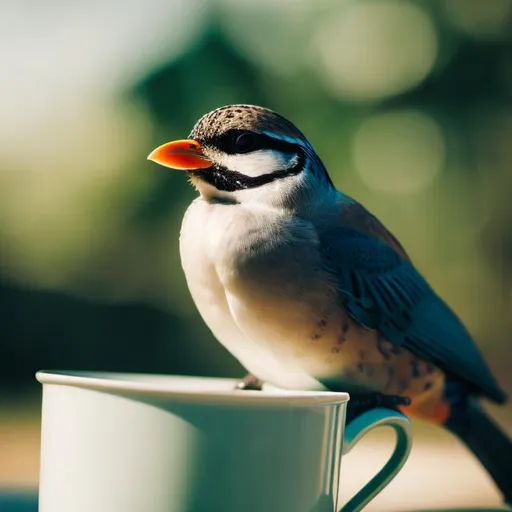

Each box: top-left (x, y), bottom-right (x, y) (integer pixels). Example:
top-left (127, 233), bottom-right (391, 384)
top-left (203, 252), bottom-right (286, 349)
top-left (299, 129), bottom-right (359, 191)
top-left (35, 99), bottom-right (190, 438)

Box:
top-left (189, 104), bottom-right (309, 143)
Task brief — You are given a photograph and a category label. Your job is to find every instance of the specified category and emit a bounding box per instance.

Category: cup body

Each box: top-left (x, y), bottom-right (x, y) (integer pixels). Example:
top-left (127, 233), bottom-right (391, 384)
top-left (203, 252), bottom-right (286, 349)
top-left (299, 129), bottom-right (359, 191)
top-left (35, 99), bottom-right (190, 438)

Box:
top-left (37, 372), bottom-right (349, 512)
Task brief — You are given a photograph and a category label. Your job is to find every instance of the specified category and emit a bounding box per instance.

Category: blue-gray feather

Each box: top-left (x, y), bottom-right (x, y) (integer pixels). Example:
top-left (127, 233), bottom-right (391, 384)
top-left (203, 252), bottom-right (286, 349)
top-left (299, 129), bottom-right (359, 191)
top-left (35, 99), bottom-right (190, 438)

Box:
top-left (319, 199), bottom-right (506, 404)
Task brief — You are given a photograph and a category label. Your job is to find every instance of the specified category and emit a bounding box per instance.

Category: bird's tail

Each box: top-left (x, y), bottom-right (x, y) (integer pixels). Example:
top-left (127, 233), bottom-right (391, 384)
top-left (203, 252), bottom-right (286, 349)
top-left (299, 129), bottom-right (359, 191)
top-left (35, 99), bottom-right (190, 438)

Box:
top-left (447, 396), bottom-right (512, 506)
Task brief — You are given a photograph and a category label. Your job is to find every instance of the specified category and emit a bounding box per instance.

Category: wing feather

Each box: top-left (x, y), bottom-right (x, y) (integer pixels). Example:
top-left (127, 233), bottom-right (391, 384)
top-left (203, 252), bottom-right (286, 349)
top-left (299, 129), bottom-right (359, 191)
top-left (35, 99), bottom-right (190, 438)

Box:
top-left (319, 200), bottom-right (506, 403)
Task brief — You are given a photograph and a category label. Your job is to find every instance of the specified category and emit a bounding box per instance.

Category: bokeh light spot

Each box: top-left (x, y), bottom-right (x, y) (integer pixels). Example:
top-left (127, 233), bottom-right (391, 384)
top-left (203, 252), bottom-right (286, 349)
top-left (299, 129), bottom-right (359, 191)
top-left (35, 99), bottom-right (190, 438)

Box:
top-left (313, 0), bottom-right (438, 102)
top-left (353, 110), bottom-right (445, 194)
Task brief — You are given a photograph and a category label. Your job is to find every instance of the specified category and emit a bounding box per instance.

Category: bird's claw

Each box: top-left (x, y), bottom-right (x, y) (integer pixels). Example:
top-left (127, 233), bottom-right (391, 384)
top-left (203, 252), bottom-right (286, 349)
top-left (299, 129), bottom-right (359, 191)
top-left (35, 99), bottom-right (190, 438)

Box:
top-left (235, 374), bottom-right (264, 391)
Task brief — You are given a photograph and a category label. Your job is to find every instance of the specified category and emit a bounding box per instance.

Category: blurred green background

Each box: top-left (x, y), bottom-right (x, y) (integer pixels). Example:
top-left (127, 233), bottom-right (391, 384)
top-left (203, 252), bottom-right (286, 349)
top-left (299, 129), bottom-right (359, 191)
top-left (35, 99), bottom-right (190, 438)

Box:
top-left (1, 0), bottom-right (511, 510)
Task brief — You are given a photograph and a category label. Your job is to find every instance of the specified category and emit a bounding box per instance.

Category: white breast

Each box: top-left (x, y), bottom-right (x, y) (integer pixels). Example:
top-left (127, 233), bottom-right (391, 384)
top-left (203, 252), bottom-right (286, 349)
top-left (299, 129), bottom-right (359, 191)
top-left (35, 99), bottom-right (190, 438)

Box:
top-left (179, 198), bottom-right (326, 390)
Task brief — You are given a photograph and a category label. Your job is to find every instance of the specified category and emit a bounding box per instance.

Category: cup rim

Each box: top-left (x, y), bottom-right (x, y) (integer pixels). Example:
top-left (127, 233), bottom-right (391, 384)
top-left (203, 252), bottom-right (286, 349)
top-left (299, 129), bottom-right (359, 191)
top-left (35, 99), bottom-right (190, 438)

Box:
top-left (36, 371), bottom-right (350, 407)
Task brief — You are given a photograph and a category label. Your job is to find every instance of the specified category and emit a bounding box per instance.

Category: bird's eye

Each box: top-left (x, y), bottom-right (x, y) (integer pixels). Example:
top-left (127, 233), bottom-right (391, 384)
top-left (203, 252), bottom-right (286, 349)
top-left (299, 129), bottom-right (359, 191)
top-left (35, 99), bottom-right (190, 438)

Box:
top-left (234, 132), bottom-right (256, 153)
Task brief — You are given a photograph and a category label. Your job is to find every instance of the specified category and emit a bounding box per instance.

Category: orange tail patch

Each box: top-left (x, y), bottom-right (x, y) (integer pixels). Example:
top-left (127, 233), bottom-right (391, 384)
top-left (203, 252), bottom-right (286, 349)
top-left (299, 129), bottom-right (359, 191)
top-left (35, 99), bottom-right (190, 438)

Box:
top-left (400, 399), bottom-right (451, 424)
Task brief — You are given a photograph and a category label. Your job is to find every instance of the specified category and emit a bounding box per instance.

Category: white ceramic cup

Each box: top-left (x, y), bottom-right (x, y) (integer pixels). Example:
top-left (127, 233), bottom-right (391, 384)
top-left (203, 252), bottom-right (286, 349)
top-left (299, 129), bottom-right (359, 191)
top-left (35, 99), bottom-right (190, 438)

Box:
top-left (36, 371), bottom-right (412, 512)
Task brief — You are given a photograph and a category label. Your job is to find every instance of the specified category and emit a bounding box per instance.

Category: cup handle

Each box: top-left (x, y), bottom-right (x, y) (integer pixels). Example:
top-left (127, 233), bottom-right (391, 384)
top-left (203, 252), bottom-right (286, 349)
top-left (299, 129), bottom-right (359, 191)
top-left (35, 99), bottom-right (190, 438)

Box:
top-left (338, 407), bottom-right (412, 512)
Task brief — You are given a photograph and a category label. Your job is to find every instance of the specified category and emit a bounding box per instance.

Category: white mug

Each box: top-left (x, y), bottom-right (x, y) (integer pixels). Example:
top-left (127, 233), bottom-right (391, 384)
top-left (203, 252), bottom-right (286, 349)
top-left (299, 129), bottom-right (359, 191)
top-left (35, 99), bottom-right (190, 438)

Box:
top-left (36, 371), bottom-right (412, 512)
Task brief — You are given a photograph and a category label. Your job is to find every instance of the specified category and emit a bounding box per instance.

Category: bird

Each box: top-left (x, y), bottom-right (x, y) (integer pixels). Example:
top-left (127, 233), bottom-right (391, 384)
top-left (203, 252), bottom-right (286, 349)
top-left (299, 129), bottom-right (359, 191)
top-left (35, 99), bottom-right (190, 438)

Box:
top-left (148, 104), bottom-right (512, 504)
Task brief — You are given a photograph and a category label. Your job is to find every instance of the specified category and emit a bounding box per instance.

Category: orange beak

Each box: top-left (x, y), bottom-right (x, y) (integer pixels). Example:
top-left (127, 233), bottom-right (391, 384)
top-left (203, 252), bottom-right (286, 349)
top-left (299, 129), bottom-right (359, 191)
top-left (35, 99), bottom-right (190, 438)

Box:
top-left (147, 139), bottom-right (212, 170)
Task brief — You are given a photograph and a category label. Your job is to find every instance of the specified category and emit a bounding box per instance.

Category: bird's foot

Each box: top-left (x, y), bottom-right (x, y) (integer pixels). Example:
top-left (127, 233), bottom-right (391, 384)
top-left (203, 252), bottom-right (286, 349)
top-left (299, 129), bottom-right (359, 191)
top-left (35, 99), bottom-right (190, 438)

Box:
top-left (347, 392), bottom-right (411, 424)
top-left (235, 373), bottom-right (264, 391)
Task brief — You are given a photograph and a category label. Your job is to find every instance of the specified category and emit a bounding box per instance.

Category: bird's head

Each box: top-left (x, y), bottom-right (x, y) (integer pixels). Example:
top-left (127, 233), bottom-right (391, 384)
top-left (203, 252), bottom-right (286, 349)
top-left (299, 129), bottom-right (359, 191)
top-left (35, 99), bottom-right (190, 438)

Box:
top-left (148, 105), bottom-right (334, 207)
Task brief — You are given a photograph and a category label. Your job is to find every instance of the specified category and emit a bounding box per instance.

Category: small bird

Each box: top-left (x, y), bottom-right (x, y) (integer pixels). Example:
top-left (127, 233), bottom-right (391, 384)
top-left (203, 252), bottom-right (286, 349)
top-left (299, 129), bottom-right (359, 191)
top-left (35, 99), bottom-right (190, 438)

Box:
top-left (148, 104), bottom-right (511, 503)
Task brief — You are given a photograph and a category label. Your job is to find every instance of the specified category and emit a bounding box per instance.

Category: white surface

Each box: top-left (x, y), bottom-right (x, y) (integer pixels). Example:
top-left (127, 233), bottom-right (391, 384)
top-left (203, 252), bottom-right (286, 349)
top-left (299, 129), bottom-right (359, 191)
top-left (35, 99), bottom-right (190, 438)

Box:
top-left (36, 371), bottom-right (348, 406)
top-left (37, 373), bottom-right (350, 512)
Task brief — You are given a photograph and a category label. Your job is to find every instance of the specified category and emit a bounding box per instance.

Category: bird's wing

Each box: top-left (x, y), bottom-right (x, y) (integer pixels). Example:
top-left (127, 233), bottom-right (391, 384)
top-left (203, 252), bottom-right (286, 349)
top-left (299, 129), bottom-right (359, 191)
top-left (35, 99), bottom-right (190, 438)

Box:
top-left (338, 201), bottom-right (411, 261)
top-left (318, 201), bottom-right (506, 403)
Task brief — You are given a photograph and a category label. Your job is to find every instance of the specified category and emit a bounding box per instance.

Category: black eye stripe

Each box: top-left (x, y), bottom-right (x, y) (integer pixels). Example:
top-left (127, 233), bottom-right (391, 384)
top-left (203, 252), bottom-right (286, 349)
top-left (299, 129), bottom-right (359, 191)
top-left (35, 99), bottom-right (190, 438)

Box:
top-left (206, 130), bottom-right (300, 155)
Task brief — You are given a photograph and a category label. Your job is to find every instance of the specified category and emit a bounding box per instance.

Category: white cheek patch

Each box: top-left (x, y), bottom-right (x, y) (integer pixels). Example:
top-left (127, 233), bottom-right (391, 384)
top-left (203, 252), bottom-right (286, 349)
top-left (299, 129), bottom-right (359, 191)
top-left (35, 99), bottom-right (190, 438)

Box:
top-left (218, 150), bottom-right (298, 178)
